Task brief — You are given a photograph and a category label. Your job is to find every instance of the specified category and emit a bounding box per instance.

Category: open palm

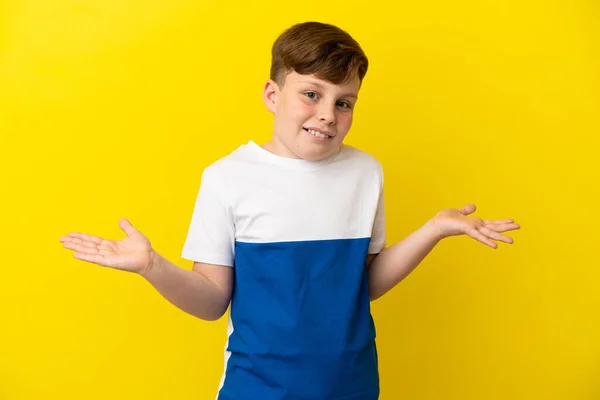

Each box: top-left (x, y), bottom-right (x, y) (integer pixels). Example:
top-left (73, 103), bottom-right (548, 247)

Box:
top-left (60, 218), bottom-right (153, 274)
top-left (432, 204), bottom-right (520, 249)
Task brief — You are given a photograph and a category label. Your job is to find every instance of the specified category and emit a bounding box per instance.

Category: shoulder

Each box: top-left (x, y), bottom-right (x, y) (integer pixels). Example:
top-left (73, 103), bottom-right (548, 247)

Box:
top-left (200, 142), bottom-right (255, 178)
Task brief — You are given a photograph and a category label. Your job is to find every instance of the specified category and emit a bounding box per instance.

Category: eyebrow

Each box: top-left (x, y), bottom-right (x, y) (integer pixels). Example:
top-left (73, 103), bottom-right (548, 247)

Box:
top-left (298, 80), bottom-right (358, 99)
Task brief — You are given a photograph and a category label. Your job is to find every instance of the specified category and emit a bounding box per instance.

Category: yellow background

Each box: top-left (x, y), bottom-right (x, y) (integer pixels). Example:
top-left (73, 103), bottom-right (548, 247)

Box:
top-left (1, 0), bottom-right (599, 399)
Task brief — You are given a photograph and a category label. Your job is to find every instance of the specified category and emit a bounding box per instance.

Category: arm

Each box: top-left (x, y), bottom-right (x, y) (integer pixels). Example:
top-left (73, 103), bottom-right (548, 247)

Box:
top-left (367, 220), bottom-right (440, 301)
top-left (143, 254), bottom-right (233, 321)
top-left (367, 204), bottom-right (520, 301)
top-left (60, 218), bottom-right (233, 321)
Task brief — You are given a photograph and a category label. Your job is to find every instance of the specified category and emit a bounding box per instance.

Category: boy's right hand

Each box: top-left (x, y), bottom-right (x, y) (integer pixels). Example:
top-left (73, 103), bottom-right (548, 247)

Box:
top-left (60, 218), bottom-right (155, 276)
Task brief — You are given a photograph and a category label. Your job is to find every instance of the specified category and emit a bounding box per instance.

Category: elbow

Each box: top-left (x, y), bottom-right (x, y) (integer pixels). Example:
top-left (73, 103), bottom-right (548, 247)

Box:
top-left (368, 283), bottom-right (384, 302)
top-left (369, 291), bottom-right (383, 302)
top-left (202, 314), bottom-right (223, 322)
top-left (200, 303), bottom-right (230, 321)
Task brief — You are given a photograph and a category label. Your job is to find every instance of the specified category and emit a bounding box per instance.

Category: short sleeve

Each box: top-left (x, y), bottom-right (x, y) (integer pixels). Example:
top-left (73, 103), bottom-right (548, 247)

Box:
top-left (181, 166), bottom-right (235, 266)
top-left (368, 164), bottom-right (386, 254)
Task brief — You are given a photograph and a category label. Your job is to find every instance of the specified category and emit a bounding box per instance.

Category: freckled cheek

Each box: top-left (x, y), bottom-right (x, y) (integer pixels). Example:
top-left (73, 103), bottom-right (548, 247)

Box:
top-left (289, 102), bottom-right (314, 123)
top-left (338, 112), bottom-right (353, 128)
top-left (295, 101), bottom-right (314, 115)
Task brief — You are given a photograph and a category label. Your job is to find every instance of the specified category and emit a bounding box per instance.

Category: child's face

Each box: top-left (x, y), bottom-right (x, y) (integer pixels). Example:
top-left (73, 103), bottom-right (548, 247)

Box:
top-left (262, 71), bottom-right (360, 161)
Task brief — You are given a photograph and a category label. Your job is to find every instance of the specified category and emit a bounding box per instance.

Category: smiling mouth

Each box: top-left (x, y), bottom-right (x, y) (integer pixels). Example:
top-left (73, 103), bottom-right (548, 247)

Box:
top-left (303, 128), bottom-right (332, 139)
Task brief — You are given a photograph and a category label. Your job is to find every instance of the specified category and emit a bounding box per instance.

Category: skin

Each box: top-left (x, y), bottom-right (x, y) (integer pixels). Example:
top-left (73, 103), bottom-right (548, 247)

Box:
top-left (261, 70), bottom-right (359, 161)
top-left (59, 71), bottom-right (521, 320)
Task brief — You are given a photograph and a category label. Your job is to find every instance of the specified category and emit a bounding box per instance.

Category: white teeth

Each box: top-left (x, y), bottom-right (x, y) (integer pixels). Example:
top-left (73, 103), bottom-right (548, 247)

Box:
top-left (307, 129), bottom-right (330, 139)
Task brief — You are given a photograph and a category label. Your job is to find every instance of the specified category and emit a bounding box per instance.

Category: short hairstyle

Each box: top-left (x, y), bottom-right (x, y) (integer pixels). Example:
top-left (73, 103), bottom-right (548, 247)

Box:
top-left (270, 21), bottom-right (369, 86)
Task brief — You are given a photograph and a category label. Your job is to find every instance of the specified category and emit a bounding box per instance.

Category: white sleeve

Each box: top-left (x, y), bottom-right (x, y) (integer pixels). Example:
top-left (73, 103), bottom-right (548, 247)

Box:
top-left (368, 164), bottom-right (386, 254)
top-left (181, 166), bottom-right (235, 267)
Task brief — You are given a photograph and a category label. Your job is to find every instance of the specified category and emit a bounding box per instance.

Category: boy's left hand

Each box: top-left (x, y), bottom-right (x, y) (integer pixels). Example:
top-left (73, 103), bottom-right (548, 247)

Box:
top-left (430, 204), bottom-right (520, 249)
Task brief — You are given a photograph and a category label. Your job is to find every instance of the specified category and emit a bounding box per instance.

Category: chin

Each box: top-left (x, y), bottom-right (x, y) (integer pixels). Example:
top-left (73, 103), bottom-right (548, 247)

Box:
top-left (297, 146), bottom-right (337, 161)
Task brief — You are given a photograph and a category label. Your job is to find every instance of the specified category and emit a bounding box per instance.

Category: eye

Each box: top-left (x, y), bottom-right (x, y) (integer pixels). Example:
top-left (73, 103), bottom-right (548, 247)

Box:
top-left (304, 91), bottom-right (318, 100)
top-left (337, 101), bottom-right (351, 109)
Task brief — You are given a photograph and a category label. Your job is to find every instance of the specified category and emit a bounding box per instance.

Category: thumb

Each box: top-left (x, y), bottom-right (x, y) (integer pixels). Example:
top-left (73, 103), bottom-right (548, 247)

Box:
top-left (459, 203), bottom-right (477, 215)
top-left (118, 218), bottom-right (138, 236)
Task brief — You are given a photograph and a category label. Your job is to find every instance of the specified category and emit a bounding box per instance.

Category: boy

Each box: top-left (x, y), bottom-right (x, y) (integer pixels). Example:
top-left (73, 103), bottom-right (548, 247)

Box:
top-left (60, 21), bottom-right (519, 400)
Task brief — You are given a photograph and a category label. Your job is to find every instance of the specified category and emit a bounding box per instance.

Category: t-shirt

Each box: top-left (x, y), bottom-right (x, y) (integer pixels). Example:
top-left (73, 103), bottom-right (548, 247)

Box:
top-left (182, 140), bottom-right (386, 400)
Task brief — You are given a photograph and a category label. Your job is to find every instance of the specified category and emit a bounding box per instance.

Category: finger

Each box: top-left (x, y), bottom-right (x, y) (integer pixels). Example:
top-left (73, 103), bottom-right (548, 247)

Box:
top-left (62, 232), bottom-right (104, 245)
top-left (459, 204), bottom-right (477, 216)
top-left (63, 240), bottom-right (100, 254)
top-left (467, 228), bottom-right (498, 249)
top-left (63, 238), bottom-right (117, 256)
top-left (118, 218), bottom-right (138, 236)
top-left (483, 219), bottom-right (514, 224)
top-left (479, 227), bottom-right (514, 244)
top-left (485, 223), bottom-right (520, 233)
top-left (63, 237), bottom-right (99, 251)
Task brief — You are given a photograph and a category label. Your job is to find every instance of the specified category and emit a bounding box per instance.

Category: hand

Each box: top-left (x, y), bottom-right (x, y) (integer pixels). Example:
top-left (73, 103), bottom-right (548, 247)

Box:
top-left (430, 204), bottom-right (520, 249)
top-left (60, 218), bottom-right (155, 275)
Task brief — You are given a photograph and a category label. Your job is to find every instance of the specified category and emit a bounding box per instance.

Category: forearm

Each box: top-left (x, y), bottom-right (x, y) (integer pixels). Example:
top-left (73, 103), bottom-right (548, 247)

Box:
top-left (141, 251), bottom-right (230, 321)
top-left (368, 219), bottom-right (442, 301)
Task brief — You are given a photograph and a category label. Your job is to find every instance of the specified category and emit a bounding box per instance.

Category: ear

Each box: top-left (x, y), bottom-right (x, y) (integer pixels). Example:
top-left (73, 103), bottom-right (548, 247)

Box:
top-left (262, 79), bottom-right (279, 113)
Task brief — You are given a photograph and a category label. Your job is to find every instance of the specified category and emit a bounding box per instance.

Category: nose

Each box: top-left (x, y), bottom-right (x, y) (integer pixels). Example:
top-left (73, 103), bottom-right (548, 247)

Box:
top-left (317, 103), bottom-right (336, 125)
